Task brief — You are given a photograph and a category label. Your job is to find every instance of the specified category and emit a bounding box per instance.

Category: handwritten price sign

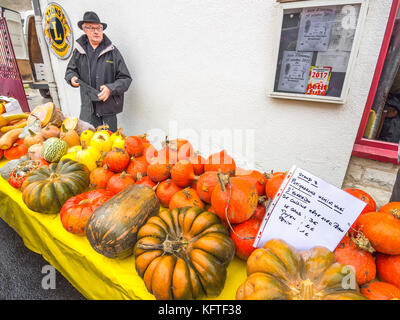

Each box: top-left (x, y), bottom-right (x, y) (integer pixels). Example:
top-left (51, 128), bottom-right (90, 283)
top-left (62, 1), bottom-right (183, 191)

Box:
top-left (306, 66), bottom-right (332, 96)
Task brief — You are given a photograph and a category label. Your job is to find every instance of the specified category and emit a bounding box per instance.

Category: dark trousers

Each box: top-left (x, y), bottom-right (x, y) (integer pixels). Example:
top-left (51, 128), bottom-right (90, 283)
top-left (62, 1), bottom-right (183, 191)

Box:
top-left (87, 113), bottom-right (118, 132)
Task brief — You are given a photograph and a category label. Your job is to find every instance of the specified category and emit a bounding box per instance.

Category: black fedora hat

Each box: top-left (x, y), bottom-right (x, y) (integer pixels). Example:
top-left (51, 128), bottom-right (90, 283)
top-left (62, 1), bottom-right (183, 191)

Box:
top-left (78, 11), bottom-right (107, 30)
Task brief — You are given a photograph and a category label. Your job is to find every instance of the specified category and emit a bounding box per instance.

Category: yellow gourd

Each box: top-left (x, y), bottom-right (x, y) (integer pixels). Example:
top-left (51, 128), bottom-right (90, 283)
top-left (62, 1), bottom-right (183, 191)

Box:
top-left (60, 151), bottom-right (78, 162)
top-left (95, 125), bottom-right (111, 137)
top-left (90, 132), bottom-right (112, 153)
top-left (76, 142), bottom-right (101, 172)
top-left (80, 129), bottom-right (94, 147)
top-left (60, 146), bottom-right (82, 162)
top-left (110, 128), bottom-right (126, 150)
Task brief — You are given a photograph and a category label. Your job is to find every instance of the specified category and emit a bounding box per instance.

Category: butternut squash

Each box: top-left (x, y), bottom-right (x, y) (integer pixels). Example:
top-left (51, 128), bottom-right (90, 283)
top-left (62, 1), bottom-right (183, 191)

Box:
top-left (86, 184), bottom-right (160, 259)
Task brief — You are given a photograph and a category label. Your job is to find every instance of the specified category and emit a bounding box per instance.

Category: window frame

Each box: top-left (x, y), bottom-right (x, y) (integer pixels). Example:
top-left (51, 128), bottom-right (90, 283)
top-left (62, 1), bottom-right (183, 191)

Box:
top-left (352, 0), bottom-right (400, 164)
top-left (269, 0), bottom-right (369, 104)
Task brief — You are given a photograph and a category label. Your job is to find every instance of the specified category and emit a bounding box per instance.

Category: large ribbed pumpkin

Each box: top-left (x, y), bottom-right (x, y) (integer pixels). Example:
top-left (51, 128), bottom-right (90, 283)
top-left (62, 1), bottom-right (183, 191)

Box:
top-left (21, 159), bottom-right (90, 214)
top-left (236, 239), bottom-right (366, 300)
top-left (86, 184), bottom-right (160, 259)
top-left (134, 206), bottom-right (235, 300)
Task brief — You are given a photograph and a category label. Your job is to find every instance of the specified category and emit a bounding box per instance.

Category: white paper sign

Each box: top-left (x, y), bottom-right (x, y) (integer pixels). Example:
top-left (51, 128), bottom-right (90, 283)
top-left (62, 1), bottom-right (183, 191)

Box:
top-left (329, 5), bottom-right (360, 52)
top-left (254, 166), bottom-right (367, 252)
top-left (315, 51), bottom-right (350, 73)
top-left (277, 51), bottom-right (313, 93)
top-left (297, 8), bottom-right (336, 52)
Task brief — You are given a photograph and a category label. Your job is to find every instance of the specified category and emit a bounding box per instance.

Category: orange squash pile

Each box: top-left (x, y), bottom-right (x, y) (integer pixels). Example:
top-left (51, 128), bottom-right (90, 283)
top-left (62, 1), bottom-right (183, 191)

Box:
top-left (330, 189), bottom-right (400, 300)
top-left (3, 105), bottom-right (400, 301)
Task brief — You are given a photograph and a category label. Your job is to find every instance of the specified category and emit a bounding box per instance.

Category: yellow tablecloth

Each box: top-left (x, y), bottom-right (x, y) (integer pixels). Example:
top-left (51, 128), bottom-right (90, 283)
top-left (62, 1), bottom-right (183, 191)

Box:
top-left (0, 159), bottom-right (247, 300)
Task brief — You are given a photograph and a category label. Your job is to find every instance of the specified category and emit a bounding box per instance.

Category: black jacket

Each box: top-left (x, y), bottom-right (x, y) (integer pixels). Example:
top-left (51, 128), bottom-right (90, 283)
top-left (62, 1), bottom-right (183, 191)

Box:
top-left (65, 34), bottom-right (132, 117)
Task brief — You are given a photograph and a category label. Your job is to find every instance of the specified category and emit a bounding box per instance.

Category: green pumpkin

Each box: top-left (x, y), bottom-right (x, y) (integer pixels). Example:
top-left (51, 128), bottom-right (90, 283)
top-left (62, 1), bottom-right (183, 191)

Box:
top-left (21, 159), bottom-right (90, 214)
top-left (42, 137), bottom-right (68, 162)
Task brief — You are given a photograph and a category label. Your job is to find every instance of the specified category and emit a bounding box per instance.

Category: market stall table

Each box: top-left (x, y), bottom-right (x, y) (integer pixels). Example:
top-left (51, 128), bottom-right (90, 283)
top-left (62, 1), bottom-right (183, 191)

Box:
top-left (0, 159), bottom-right (247, 300)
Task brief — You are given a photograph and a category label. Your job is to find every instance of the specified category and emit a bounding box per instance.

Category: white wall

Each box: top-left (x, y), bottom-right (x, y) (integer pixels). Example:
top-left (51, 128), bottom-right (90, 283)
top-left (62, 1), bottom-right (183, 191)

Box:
top-left (40, 0), bottom-right (392, 187)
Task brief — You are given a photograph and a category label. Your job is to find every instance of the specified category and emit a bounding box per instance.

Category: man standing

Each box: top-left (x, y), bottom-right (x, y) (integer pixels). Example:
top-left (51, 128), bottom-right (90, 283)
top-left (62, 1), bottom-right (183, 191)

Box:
top-left (65, 12), bottom-right (132, 131)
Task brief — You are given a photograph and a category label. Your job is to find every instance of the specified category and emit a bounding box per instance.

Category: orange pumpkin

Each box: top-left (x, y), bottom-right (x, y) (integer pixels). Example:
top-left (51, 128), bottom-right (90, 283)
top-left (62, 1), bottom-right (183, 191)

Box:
top-left (126, 156), bottom-right (148, 177)
top-left (169, 187), bottom-right (204, 210)
top-left (4, 139), bottom-right (28, 160)
top-left (361, 281), bottom-right (400, 300)
top-left (103, 148), bottom-right (130, 173)
top-left (376, 253), bottom-right (400, 289)
top-left (135, 173), bottom-right (157, 188)
top-left (230, 218), bottom-right (261, 260)
top-left (265, 172), bottom-right (285, 200)
top-left (251, 204), bottom-right (267, 221)
top-left (357, 211), bottom-right (400, 255)
top-left (155, 179), bottom-right (182, 207)
top-left (167, 138), bottom-right (194, 161)
top-left (90, 165), bottom-right (114, 189)
top-left (334, 235), bottom-right (376, 285)
top-left (235, 169), bottom-right (267, 196)
top-left (204, 150), bottom-right (236, 176)
top-left (196, 171), bottom-right (219, 204)
top-left (211, 173), bottom-right (258, 224)
top-left (106, 172), bottom-right (135, 194)
top-left (170, 160), bottom-right (198, 187)
top-left (345, 188), bottom-right (376, 235)
top-left (124, 135), bottom-right (144, 157)
top-left (60, 189), bottom-right (115, 235)
top-left (379, 201), bottom-right (400, 216)
top-left (147, 156), bottom-right (172, 182)
top-left (189, 153), bottom-right (205, 175)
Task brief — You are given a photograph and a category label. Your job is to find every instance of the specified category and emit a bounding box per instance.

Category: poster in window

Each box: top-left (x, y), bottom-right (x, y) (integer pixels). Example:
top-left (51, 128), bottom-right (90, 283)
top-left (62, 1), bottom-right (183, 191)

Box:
top-left (277, 51), bottom-right (313, 93)
top-left (296, 7), bottom-right (336, 52)
top-left (329, 5), bottom-right (360, 52)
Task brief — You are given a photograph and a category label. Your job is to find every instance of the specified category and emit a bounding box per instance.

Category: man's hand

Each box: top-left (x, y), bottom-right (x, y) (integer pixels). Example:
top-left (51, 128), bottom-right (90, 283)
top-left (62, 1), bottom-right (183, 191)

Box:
top-left (98, 85), bottom-right (111, 101)
top-left (71, 76), bottom-right (80, 87)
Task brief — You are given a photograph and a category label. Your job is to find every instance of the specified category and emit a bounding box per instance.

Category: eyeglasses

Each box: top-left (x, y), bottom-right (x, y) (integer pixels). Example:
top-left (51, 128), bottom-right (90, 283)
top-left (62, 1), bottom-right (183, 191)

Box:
top-left (84, 26), bottom-right (103, 32)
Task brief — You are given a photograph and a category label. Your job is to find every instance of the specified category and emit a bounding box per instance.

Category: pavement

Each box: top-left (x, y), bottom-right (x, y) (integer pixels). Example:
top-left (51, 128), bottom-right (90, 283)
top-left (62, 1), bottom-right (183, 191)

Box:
top-left (0, 218), bottom-right (85, 300)
top-left (0, 88), bottom-right (85, 300)
top-left (25, 87), bottom-right (52, 111)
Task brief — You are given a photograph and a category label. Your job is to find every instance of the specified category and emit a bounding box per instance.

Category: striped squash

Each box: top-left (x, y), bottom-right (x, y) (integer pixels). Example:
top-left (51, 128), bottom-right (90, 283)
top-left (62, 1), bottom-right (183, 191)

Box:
top-left (21, 159), bottom-right (90, 214)
top-left (86, 184), bottom-right (160, 259)
top-left (41, 137), bottom-right (68, 162)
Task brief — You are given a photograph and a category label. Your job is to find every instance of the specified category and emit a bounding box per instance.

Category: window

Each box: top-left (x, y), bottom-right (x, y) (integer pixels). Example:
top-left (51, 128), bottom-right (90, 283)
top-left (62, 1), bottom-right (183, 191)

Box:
top-left (270, 0), bottom-right (368, 104)
top-left (352, 0), bottom-right (400, 164)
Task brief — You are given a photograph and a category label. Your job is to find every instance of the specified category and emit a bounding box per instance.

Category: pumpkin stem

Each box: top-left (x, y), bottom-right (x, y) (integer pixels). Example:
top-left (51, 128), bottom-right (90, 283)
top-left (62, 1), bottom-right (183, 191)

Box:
top-left (216, 170), bottom-right (230, 192)
top-left (152, 182), bottom-right (160, 191)
top-left (162, 238), bottom-right (188, 255)
top-left (390, 208), bottom-right (400, 219)
top-left (136, 235), bottom-right (188, 255)
top-left (263, 171), bottom-right (273, 180)
top-left (81, 140), bottom-right (87, 150)
top-left (78, 199), bottom-right (92, 206)
top-left (97, 124), bottom-right (109, 132)
top-left (299, 279), bottom-right (315, 300)
top-left (258, 195), bottom-right (268, 206)
top-left (182, 188), bottom-right (192, 199)
top-left (351, 232), bottom-right (376, 253)
top-left (49, 172), bottom-right (58, 180)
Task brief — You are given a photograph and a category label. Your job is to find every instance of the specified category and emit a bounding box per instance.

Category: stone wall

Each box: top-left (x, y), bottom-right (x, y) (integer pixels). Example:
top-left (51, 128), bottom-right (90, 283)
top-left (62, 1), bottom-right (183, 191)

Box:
top-left (342, 156), bottom-right (400, 209)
